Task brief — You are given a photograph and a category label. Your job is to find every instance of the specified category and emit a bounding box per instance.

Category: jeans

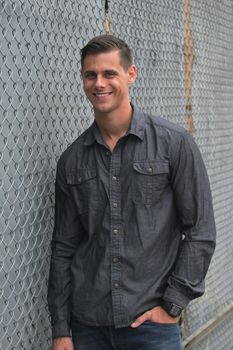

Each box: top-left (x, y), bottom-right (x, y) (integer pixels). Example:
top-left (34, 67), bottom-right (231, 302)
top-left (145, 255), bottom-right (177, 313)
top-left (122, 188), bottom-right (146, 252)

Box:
top-left (71, 317), bottom-right (182, 350)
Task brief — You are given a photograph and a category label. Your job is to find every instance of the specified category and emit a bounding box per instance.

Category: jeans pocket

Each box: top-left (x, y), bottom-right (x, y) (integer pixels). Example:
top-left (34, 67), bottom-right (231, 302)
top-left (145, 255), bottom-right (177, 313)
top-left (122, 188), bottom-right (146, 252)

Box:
top-left (143, 320), bottom-right (178, 326)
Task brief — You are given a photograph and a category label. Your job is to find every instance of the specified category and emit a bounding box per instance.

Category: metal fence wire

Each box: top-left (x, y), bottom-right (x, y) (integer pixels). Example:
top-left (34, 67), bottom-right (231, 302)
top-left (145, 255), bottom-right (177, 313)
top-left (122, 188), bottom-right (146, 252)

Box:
top-left (0, 1), bottom-right (233, 349)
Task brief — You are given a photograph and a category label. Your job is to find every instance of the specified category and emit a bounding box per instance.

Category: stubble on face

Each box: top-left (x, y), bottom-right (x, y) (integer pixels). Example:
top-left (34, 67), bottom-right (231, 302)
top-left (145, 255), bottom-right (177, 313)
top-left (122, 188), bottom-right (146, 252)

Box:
top-left (81, 50), bottom-right (136, 118)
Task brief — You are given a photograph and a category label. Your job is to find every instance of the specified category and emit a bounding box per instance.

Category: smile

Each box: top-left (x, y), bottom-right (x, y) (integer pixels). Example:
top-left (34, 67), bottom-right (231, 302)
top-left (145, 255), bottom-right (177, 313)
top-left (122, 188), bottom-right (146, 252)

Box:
top-left (93, 92), bottom-right (113, 97)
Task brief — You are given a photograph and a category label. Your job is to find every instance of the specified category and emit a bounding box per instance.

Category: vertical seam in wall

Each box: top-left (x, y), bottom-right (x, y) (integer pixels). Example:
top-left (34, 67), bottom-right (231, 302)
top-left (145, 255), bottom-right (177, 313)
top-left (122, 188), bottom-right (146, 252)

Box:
top-left (184, 0), bottom-right (194, 133)
top-left (105, 0), bottom-right (111, 34)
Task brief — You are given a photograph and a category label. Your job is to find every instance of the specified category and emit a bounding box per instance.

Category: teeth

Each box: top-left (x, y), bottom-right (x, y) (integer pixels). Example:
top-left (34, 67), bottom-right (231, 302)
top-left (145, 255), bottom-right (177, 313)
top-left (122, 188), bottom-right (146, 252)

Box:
top-left (95, 92), bottom-right (111, 96)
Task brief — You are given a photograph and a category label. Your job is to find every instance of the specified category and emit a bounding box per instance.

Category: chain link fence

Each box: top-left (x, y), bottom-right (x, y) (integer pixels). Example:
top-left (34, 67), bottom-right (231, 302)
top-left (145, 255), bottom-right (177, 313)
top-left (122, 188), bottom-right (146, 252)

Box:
top-left (181, 1), bottom-right (233, 348)
top-left (0, 1), bottom-right (104, 349)
top-left (1, 1), bottom-right (233, 349)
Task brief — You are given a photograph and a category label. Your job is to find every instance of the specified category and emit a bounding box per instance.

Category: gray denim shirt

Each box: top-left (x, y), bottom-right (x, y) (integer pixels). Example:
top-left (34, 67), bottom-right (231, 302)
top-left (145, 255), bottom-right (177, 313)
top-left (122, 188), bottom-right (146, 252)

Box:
top-left (48, 106), bottom-right (216, 338)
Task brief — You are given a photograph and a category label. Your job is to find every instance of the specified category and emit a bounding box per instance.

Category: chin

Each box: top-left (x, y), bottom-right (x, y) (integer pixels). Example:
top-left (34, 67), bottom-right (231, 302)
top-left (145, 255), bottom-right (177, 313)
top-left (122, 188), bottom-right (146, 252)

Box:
top-left (93, 104), bottom-right (115, 114)
top-left (95, 108), bottom-right (112, 115)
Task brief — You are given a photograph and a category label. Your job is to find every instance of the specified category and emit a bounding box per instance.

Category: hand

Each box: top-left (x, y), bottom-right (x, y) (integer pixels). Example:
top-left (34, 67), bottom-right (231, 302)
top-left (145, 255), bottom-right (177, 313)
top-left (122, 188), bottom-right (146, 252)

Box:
top-left (52, 337), bottom-right (74, 350)
top-left (131, 306), bottom-right (179, 328)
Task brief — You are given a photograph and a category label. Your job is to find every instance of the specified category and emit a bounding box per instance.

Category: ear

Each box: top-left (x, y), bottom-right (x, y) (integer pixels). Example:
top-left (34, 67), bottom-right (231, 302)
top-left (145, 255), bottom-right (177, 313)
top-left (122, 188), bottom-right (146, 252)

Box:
top-left (80, 68), bottom-right (84, 80)
top-left (127, 65), bottom-right (137, 85)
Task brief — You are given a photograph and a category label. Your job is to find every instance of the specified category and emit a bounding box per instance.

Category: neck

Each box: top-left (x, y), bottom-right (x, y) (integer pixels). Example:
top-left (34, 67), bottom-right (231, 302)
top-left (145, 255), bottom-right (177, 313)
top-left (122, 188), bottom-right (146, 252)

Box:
top-left (94, 102), bottom-right (133, 139)
top-left (94, 102), bottom-right (133, 152)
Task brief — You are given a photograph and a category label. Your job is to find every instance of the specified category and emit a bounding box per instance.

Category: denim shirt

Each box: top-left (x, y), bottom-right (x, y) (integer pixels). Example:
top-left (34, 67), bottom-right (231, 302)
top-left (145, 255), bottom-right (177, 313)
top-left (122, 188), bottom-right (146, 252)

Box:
top-left (48, 106), bottom-right (216, 338)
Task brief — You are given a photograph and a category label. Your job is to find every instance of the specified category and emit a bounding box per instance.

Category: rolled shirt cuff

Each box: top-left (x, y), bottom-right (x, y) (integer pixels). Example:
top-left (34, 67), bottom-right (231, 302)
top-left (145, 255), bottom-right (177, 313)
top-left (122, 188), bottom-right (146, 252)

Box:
top-left (52, 320), bottom-right (71, 339)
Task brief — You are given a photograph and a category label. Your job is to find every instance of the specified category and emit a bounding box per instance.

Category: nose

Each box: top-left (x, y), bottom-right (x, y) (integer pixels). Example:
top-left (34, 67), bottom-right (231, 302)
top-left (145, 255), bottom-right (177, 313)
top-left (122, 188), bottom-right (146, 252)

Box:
top-left (95, 75), bottom-right (106, 89)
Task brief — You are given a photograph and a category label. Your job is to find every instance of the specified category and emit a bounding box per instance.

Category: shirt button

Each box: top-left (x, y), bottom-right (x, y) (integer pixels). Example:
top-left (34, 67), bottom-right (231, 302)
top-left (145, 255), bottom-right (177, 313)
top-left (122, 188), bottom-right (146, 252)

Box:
top-left (112, 257), bottom-right (119, 263)
top-left (78, 177), bottom-right (82, 182)
top-left (112, 176), bottom-right (117, 181)
top-left (112, 202), bottom-right (118, 208)
top-left (148, 167), bottom-right (153, 173)
top-left (113, 282), bottom-right (120, 288)
top-left (113, 229), bottom-right (119, 234)
top-left (106, 151), bottom-right (110, 156)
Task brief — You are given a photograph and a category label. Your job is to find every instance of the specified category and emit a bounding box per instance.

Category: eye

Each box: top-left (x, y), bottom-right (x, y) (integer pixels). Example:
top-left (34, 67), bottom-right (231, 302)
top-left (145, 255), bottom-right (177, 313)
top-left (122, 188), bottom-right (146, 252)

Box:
top-left (84, 72), bottom-right (96, 80)
top-left (105, 71), bottom-right (117, 78)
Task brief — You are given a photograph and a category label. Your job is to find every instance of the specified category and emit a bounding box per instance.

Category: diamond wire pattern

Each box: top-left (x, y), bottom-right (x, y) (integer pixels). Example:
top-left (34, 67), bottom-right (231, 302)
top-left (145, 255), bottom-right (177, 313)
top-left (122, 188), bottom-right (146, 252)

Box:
top-left (190, 313), bottom-right (233, 350)
top-left (0, 0), bottom-right (104, 349)
top-left (111, 0), bottom-right (186, 127)
top-left (182, 1), bottom-right (233, 349)
top-left (1, 1), bottom-right (233, 350)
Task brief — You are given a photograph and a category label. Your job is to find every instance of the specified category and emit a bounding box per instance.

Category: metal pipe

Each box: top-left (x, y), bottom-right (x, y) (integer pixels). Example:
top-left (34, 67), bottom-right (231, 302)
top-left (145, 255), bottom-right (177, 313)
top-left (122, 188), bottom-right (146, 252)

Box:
top-left (183, 301), bottom-right (233, 349)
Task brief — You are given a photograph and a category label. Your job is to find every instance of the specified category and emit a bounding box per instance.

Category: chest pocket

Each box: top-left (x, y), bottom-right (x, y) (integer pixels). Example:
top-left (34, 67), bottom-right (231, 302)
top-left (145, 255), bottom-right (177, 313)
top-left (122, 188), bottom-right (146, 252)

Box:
top-left (132, 161), bottom-right (170, 206)
top-left (67, 168), bottom-right (99, 214)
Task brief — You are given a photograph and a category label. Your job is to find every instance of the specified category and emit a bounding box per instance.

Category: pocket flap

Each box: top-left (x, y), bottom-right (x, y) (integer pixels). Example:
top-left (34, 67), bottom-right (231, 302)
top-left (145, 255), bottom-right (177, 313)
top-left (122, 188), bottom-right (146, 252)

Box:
top-left (133, 161), bottom-right (169, 175)
top-left (67, 168), bottom-right (97, 184)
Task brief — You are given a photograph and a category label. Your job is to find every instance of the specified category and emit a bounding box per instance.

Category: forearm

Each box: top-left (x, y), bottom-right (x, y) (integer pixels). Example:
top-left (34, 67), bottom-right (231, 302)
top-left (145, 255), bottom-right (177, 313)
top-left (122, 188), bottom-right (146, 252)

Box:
top-left (163, 238), bottom-right (215, 307)
top-left (48, 158), bottom-right (83, 338)
top-left (166, 131), bottom-right (216, 307)
top-left (48, 242), bottom-right (74, 338)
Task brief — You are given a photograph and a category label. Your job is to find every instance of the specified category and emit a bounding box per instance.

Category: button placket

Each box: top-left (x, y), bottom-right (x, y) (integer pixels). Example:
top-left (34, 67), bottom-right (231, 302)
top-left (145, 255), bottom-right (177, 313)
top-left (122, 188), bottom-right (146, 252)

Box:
top-left (112, 257), bottom-right (120, 263)
top-left (109, 146), bottom-right (123, 326)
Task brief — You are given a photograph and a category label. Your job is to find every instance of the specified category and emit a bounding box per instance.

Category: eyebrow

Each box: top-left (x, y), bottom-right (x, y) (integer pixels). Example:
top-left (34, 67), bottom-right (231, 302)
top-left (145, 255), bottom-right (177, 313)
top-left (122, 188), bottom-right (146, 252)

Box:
top-left (104, 69), bottom-right (118, 75)
top-left (83, 71), bottom-right (96, 76)
top-left (83, 69), bottom-right (118, 76)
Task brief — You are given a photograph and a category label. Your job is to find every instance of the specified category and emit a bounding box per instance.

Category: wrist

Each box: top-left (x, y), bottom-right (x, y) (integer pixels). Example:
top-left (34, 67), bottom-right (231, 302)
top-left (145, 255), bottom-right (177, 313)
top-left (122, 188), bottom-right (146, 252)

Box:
top-left (161, 300), bottom-right (183, 317)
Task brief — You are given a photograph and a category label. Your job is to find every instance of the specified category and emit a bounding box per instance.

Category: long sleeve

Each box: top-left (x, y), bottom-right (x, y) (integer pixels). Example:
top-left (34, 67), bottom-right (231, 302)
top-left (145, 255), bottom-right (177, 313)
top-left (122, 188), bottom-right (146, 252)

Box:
top-left (163, 131), bottom-right (216, 307)
top-left (47, 157), bottom-right (84, 338)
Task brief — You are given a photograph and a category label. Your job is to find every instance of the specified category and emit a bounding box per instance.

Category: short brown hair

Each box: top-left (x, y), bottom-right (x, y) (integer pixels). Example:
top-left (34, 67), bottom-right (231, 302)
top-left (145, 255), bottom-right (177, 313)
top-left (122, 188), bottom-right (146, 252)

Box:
top-left (80, 35), bottom-right (133, 70)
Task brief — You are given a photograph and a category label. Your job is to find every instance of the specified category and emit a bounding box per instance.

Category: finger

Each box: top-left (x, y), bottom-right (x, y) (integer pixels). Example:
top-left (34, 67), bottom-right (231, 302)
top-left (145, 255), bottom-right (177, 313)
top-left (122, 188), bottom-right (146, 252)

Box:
top-left (131, 311), bottom-right (151, 328)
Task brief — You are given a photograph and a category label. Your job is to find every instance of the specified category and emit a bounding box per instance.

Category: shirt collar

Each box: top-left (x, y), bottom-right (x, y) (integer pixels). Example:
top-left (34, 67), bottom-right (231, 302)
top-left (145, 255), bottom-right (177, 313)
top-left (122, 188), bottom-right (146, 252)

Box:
top-left (126, 104), bottom-right (145, 140)
top-left (83, 121), bottom-right (102, 146)
top-left (83, 104), bottom-right (146, 147)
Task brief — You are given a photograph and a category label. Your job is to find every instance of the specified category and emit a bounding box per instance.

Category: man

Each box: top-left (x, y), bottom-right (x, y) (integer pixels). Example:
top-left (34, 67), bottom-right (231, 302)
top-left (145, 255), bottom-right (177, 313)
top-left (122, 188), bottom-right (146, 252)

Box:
top-left (48, 35), bottom-right (216, 350)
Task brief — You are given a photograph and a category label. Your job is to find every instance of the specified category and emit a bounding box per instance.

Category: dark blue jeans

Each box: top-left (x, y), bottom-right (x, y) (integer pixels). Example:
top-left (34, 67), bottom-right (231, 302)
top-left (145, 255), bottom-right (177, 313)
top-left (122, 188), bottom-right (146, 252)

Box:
top-left (71, 317), bottom-right (182, 350)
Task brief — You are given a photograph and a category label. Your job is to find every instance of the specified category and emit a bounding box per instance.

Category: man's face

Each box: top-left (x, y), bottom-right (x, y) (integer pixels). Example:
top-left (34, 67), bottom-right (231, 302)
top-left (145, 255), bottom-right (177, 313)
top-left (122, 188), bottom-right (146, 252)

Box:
top-left (81, 50), bottom-right (136, 115)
